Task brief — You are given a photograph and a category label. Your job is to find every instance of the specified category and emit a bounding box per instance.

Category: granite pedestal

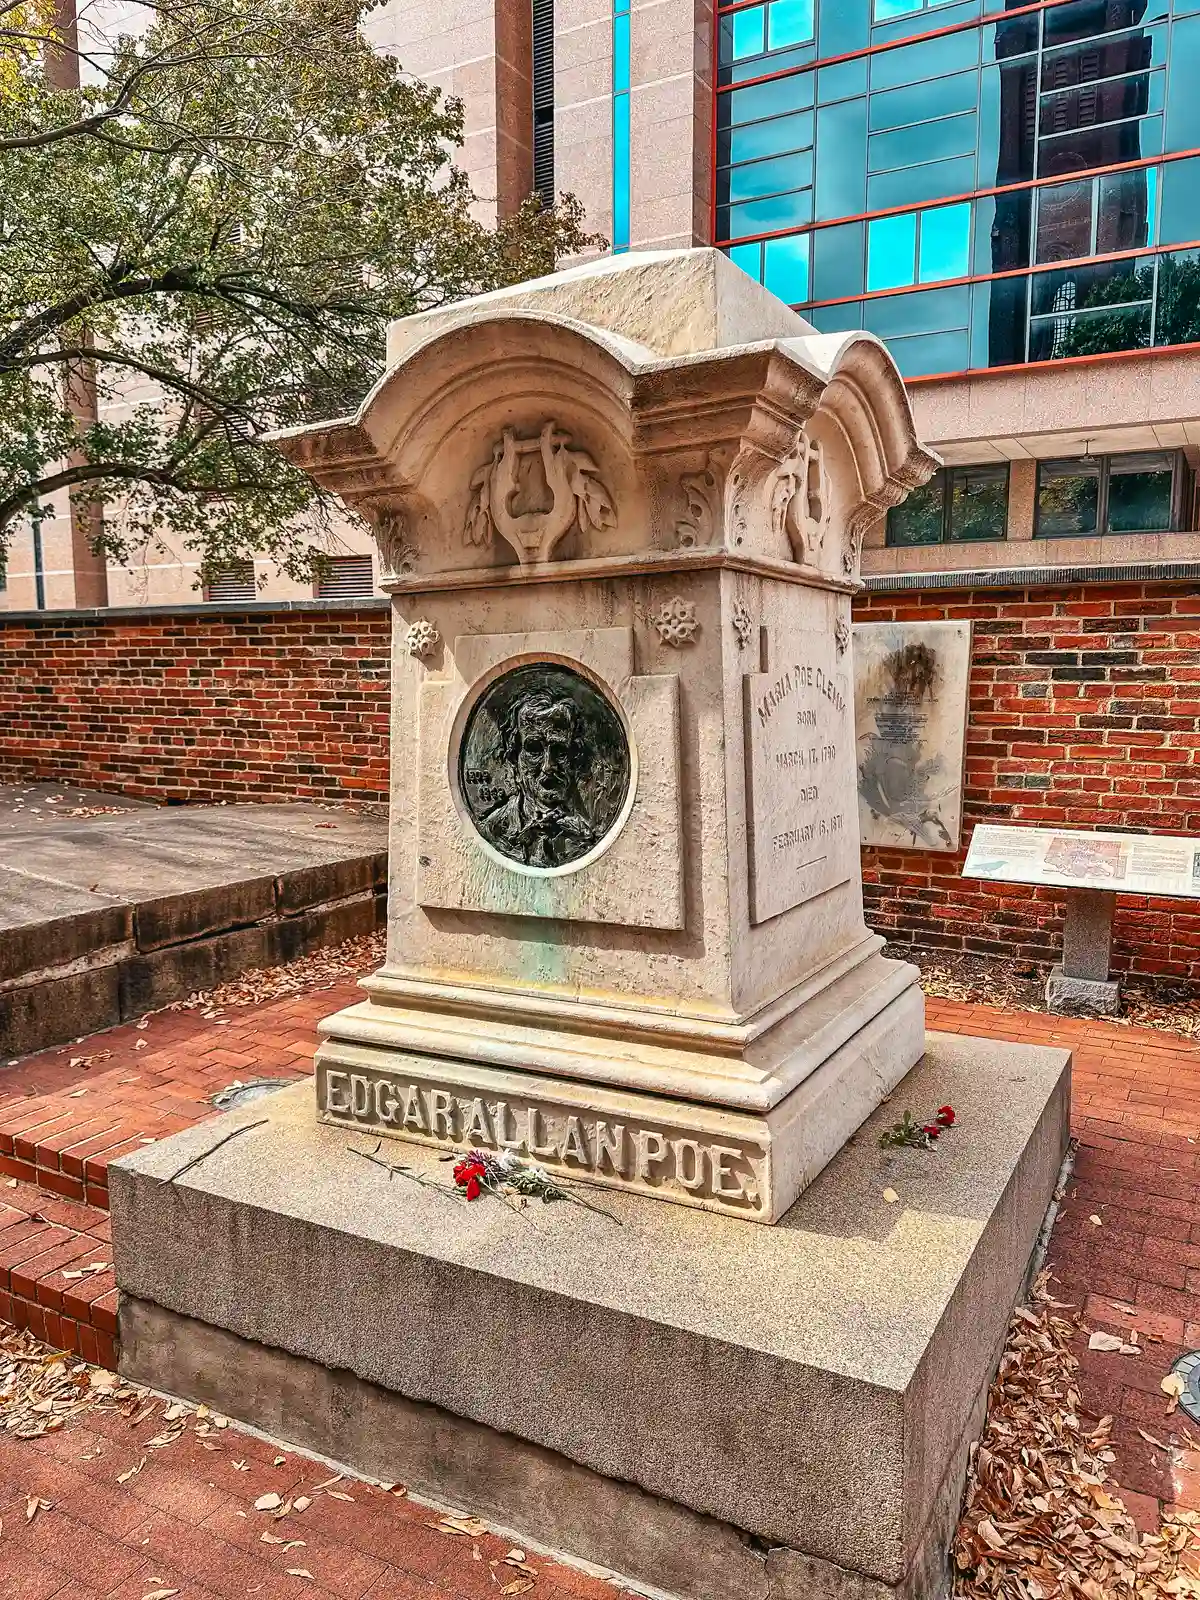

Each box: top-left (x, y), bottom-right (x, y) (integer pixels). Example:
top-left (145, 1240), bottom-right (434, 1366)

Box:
top-left (1046, 887), bottom-right (1121, 1017)
top-left (111, 1031), bottom-right (1070, 1600)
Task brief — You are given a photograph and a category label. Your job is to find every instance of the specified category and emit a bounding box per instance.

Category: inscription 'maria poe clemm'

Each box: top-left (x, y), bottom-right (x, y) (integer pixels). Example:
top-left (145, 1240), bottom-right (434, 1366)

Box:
top-left (459, 662), bottom-right (631, 869)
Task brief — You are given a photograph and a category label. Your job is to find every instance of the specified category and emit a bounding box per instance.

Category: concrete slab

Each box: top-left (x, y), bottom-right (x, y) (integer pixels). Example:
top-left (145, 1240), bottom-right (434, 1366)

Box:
top-left (0, 797), bottom-right (387, 1060)
top-left (111, 1032), bottom-right (1071, 1600)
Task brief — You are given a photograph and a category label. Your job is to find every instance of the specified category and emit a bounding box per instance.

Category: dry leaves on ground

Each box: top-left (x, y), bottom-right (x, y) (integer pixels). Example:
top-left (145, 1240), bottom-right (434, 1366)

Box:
top-left (892, 946), bottom-right (1200, 1043)
top-left (953, 1277), bottom-right (1200, 1598)
top-left (167, 930), bottom-right (385, 1015)
top-left (0, 1325), bottom-right (144, 1439)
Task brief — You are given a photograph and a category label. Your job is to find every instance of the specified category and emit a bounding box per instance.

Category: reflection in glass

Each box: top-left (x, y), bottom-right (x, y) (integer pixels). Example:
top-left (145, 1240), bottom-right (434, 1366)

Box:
top-left (731, 5), bottom-right (766, 59)
top-left (1035, 178), bottom-right (1094, 263)
top-left (722, 109), bottom-right (814, 166)
top-left (1155, 248), bottom-right (1200, 346)
top-left (1036, 460), bottom-right (1100, 537)
top-left (949, 464), bottom-right (1009, 541)
top-left (886, 471), bottom-right (945, 544)
top-left (1107, 453), bottom-right (1174, 532)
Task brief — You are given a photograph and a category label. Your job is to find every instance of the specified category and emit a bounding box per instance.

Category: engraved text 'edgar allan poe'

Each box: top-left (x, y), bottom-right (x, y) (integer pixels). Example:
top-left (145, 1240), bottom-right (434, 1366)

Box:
top-left (459, 663), bottom-right (631, 869)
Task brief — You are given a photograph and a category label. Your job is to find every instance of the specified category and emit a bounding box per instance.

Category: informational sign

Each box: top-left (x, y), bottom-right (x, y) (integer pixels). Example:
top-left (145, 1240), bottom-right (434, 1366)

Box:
top-left (854, 621), bottom-right (972, 853)
top-left (744, 633), bottom-right (856, 924)
top-left (963, 824), bottom-right (1200, 900)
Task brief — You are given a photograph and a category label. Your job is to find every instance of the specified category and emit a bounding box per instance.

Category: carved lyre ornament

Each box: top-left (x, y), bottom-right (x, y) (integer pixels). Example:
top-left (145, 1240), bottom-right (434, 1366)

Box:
top-left (464, 421), bottom-right (616, 565)
top-left (768, 429), bottom-right (832, 566)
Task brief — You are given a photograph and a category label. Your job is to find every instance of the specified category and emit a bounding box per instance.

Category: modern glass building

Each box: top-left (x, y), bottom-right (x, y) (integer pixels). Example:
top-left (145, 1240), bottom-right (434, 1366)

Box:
top-left (9, 0), bottom-right (1200, 610)
top-left (716, 0), bottom-right (1200, 379)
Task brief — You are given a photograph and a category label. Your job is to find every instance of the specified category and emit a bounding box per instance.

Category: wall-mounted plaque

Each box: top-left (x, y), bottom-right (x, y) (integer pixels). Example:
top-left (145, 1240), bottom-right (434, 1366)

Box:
top-left (458, 662), bottom-right (631, 869)
top-left (853, 621), bottom-right (972, 853)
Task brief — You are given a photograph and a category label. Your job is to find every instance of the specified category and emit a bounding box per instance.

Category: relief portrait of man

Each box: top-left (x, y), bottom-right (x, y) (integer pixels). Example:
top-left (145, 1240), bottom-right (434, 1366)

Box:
top-left (459, 664), bottom-right (630, 870)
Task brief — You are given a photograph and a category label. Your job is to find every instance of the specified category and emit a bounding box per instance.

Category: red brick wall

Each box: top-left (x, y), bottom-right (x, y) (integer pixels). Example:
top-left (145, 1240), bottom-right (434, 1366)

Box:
top-left (3, 586), bottom-right (1199, 983)
top-left (856, 581), bottom-right (1200, 985)
top-left (0, 606), bottom-right (391, 804)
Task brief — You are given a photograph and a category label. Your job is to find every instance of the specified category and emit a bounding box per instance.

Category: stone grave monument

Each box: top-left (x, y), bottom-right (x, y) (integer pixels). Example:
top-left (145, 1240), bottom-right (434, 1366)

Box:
top-left (110, 250), bottom-right (1071, 1600)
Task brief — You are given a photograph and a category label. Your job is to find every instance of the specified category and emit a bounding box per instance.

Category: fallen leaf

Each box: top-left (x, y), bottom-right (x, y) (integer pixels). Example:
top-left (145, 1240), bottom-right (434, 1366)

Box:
top-left (25, 1496), bottom-right (51, 1522)
top-left (232, 1459), bottom-right (249, 1471)
top-left (5, 1179), bottom-right (16, 1188)
top-left (134, 1040), bottom-right (148, 1050)
top-left (1139, 1428), bottom-right (1170, 1448)
top-left (67, 1088), bottom-right (88, 1098)
top-left (274, 1455), bottom-right (286, 1466)
top-left (117, 1457), bottom-right (146, 1484)
top-left (254, 1493), bottom-right (283, 1511)
top-left (326, 1490), bottom-right (354, 1502)
top-left (1163, 1373), bottom-right (1187, 1398)
top-left (1088, 1331), bottom-right (1141, 1355)
top-left (141, 1590), bottom-right (179, 1599)
top-left (285, 1570), bottom-right (313, 1581)
top-left (260, 1532), bottom-right (285, 1544)
top-left (882, 1187), bottom-right (899, 1204)
top-left (292, 1496), bottom-right (312, 1512)
top-left (1089, 1214), bottom-right (1103, 1226)
top-left (505, 1550), bottom-right (526, 1562)
top-left (977, 1517), bottom-right (1007, 1551)
top-left (437, 1515), bottom-right (488, 1536)
top-left (499, 1582), bottom-right (534, 1596)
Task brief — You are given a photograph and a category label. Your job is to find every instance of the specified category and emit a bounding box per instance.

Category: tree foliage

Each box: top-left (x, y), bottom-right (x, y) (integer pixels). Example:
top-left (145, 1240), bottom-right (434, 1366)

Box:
top-left (0, 0), bottom-right (599, 581)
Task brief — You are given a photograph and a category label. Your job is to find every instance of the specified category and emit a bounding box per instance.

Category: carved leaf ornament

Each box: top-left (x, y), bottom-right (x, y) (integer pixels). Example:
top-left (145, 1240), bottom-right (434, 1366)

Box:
top-left (464, 421), bottom-right (616, 564)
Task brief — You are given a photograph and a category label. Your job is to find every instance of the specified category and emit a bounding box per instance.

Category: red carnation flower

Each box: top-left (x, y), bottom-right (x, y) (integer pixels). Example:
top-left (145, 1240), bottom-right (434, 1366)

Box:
top-left (465, 1175), bottom-right (482, 1200)
top-left (936, 1105), bottom-right (955, 1126)
top-left (453, 1158), bottom-right (487, 1192)
top-left (922, 1124), bottom-right (942, 1139)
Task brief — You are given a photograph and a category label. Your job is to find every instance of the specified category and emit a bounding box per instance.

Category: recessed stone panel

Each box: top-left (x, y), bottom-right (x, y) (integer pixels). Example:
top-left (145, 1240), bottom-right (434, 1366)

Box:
top-left (744, 632), bottom-right (857, 925)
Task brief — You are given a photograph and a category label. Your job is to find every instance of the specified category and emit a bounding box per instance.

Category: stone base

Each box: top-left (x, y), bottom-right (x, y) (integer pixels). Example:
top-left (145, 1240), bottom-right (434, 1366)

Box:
top-left (1046, 965), bottom-right (1121, 1017)
top-left (110, 1032), bottom-right (1071, 1600)
top-left (314, 942), bottom-right (927, 1223)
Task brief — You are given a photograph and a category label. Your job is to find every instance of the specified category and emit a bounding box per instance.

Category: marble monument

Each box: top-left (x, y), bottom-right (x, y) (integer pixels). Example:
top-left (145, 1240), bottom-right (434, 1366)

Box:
top-left (270, 248), bottom-right (943, 1223)
top-left (110, 251), bottom-right (1072, 1600)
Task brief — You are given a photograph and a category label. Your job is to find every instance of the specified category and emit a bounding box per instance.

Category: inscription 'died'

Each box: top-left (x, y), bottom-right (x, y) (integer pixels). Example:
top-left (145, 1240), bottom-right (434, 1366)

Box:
top-left (745, 641), bottom-right (856, 925)
top-left (320, 1066), bottom-right (764, 1212)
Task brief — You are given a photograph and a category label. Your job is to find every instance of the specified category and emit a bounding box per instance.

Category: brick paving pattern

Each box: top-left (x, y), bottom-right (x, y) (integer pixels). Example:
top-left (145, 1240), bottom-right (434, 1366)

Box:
top-left (0, 986), bottom-right (1197, 1593)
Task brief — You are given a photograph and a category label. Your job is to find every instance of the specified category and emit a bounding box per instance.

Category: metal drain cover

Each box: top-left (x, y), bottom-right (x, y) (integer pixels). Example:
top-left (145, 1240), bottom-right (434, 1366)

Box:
top-left (1170, 1351), bottom-right (1200, 1423)
top-left (211, 1077), bottom-right (295, 1112)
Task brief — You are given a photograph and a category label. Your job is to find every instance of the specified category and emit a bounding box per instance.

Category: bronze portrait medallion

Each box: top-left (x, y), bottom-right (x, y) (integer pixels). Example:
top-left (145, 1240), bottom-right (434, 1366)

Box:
top-left (458, 663), bottom-right (631, 869)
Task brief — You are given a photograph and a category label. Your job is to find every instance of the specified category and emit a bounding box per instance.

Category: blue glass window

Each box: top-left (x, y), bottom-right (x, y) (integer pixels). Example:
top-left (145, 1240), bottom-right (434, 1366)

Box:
top-left (613, 11), bottom-right (629, 91)
top-left (728, 240), bottom-right (764, 281)
top-left (728, 151), bottom-right (812, 202)
top-left (732, 5), bottom-right (766, 59)
top-left (1159, 158), bottom-right (1199, 247)
top-left (724, 109), bottom-right (814, 166)
top-left (768, 0), bottom-right (814, 50)
top-left (814, 98), bottom-right (867, 219)
top-left (868, 112), bottom-right (977, 173)
top-left (613, 0), bottom-right (630, 255)
top-left (918, 202), bottom-right (971, 281)
top-left (764, 233), bottom-right (811, 302)
top-left (812, 220), bottom-right (865, 301)
top-left (727, 75), bottom-right (814, 125)
top-left (867, 212), bottom-right (917, 290)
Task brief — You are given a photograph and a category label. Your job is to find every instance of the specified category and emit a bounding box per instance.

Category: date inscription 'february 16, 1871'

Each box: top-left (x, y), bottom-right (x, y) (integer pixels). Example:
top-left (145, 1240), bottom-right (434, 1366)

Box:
top-left (458, 661), bottom-right (631, 870)
top-left (744, 641), bottom-right (856, 925)
top-left (319, 1064), bottom-right (766, 1214)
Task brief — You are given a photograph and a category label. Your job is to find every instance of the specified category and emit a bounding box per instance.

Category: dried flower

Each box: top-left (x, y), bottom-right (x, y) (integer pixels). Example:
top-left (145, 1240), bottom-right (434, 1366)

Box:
top-left (879, 1105), bottom-right (959, 1151)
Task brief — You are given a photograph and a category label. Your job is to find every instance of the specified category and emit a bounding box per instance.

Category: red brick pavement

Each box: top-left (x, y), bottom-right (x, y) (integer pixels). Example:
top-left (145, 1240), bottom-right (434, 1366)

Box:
top-left (0, 1393), bottom-right (639, 1600)
top-left (928, 996), bottom-right (1200, 1534)
top-left (0, 985), bottom-right (1198, 1583)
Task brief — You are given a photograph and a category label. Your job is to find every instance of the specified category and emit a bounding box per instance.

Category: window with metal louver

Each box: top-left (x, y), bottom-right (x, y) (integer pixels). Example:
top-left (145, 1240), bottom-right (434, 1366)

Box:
top-left (314, 554), bottom-right (375, 599)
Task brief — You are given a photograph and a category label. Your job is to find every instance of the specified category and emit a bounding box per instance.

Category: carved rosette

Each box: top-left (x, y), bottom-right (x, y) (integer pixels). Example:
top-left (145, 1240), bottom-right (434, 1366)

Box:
top-left (731, 601), bottom-right (754, 650)
top-left (405, 618), bottom-right (440, 660)
top-left (464, 421), bottom-right (616, 565)
top-left (769, 428), bottom-right (833, 566)
top-left (651, 597), bottom-right (700, 647)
